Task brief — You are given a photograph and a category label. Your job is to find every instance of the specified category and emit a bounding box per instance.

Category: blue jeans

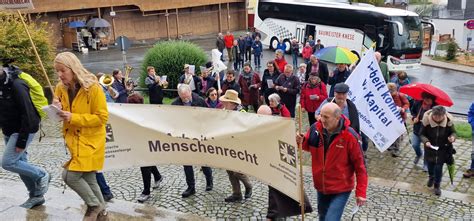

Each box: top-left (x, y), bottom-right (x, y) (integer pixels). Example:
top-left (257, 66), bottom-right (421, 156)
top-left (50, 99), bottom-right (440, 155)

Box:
top-left (1, 133), bottom-right (46, 197)
top-left (412, 133), bottom-right (423, 158)
top-left (96, 172), bottom-right (112, 196)
top-left (427, 162), bottom-right (444, 184)
top-left (254, 54), bottom-right (261, 67)
top-left (317, 191), bottom-right (351, 221)
top-left (292, 53), bottom-right (298, 69)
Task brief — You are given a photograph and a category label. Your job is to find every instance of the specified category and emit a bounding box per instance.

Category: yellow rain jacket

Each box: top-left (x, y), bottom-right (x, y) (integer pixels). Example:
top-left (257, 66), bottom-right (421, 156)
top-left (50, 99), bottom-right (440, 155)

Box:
top-left (55, 83), bottom-right (108, 172)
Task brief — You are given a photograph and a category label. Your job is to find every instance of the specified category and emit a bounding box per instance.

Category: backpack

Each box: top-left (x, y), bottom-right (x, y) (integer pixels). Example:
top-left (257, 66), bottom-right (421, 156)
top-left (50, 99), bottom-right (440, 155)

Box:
top-left (18, 72), bottom-right (48, 119)
top-left (3, 66), bottom-right (48, 119)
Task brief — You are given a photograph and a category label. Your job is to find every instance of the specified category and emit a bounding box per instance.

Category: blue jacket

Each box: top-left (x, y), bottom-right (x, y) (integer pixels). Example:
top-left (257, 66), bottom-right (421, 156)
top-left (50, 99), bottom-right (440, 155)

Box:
top-left (112, 79), bottom-right (128, 103)
top-left (468, 102), bottom-right (474, 129)
top-left (276, 42), bottom-right (286, 52)
top-left (238, 39), bottom-right (246, 52)
top-left (252, 41), bottom-right (263, 55)
top-left (245, 36), bottom-right (253, 47)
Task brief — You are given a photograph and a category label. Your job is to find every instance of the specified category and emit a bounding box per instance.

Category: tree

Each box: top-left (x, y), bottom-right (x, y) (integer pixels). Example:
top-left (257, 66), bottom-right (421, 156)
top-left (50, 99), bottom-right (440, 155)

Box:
top-left (140, 41), bottom-right (207, 96)
top-left (0, 12), bottom-right (56, 87)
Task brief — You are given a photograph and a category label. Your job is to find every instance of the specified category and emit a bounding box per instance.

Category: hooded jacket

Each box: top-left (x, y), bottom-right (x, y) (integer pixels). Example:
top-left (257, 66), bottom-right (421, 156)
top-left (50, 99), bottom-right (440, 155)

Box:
top-left (420, 110), bottom-right (456, 164)
top-left (302, 115), bottom-right (367, 198)
top-left (55, 83), bottom-right (108, 171)
top-left (0, 66), bottom-right (40, 149)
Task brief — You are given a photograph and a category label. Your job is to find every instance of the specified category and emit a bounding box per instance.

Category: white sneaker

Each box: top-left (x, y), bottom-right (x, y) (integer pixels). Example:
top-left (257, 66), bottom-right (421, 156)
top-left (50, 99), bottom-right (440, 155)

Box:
top-left (137, 194), bottom-right (150, 203)
top-left (152, 177), bottom-right (163, 189)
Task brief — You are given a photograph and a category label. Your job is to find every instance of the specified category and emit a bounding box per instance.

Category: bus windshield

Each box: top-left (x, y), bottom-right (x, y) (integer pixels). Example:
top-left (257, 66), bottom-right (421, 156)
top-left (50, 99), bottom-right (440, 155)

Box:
top-left (391, 16), bottom-right (423, 51)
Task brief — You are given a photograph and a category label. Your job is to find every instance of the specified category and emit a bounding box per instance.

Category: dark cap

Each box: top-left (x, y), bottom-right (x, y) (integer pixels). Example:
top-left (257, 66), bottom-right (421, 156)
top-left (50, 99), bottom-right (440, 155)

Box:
top-left (205, 61), bottom-right (213, 69)
top-left (334, 83), bottom-right (349, 93)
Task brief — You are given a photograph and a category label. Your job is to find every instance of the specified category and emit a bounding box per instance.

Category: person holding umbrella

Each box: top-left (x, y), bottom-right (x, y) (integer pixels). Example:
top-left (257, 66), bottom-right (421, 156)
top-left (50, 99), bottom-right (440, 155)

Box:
top-left (401, 83), bottom-right (454, 171)
top-left (420, 106), bottom-right (456, 196)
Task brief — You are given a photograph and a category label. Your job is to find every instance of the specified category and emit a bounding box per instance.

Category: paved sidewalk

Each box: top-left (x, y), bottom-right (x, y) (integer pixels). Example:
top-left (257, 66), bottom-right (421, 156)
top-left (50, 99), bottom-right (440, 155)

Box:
top-left (0, 180), bottom-right (207, 221)
top-left (422, 55), bottom-right (474, 74)
top-left (1, 120), bottom-right (474, 219)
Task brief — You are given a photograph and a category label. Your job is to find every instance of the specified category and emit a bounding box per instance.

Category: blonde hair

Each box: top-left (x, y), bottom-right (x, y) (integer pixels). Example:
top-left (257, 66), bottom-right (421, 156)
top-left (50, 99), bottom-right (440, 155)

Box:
top-left (387, 82), bottom-right (397, 92)
top-left (54, 52), bottom-right (97, 90)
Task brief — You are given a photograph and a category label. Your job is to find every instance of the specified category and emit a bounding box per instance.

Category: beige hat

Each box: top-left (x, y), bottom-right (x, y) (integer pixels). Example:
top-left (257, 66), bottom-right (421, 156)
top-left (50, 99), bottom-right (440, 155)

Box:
top-left (184, 64), bottom-right (190, 69)
top-left (219, 90), bottom-right (241, 105)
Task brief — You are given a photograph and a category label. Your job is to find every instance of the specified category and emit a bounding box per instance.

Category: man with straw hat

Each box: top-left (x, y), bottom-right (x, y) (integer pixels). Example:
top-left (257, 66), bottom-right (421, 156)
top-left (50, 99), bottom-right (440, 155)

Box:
top-left (219, 90), bottom-right (253, 202)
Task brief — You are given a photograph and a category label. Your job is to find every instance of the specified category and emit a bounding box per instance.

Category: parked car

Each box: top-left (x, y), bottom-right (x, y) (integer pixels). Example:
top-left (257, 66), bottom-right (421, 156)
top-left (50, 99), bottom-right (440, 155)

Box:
top-left (384, 0), bottom-right (408, 6)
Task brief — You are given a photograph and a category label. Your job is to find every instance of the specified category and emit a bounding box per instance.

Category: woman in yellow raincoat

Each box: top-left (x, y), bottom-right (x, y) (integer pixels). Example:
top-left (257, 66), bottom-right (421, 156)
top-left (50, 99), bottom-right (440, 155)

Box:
top-left (53, 52), bottom-right (108, 220)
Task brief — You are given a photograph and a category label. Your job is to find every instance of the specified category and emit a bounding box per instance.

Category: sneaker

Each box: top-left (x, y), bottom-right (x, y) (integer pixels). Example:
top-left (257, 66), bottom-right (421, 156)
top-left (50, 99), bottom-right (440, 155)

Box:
top-left (413, 156), bottom-right (421, 165)
top-left (152, 176), bottom-right (163, 189)
top-left (19, 196), bottom-right (45, 209)
top-left (37, 172), bottom-right (51, 196)
top-left (103, 193), bottom-right (114, 202)
top-left (137, 194), bottom-right (150, 203)
top-left (244, 188), bottom-right (253, 199)
top-left (463, 169), bottom-right (474, 178)
top-left (224, 195), bottom-right (242, 203)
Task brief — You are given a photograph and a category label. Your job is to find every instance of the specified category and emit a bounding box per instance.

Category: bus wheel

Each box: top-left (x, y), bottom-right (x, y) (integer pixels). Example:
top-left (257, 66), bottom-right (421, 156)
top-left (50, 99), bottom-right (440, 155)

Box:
top-left (270, 37), bottom-right (279, 50)
top-left (283, 39), bottom-right (291, 54)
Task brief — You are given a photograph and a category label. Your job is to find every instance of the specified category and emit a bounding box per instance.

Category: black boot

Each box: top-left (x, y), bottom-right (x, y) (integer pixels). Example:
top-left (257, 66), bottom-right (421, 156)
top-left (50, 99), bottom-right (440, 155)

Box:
top-left (427, 177), bottom-right (434, 188)
top-left (205, 179), bottom-right (213, 191)
top-left (433, 183), bottom-right (441, 196)
top-left (181, 187), bottom-right (196, 198)
top-left (224, 194), bottom-right (242, 203)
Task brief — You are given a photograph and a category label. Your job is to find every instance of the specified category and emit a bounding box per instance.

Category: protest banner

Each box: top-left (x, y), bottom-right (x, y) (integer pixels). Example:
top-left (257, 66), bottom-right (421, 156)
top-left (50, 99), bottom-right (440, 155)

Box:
top-left (345, 49), bottom-right (406, 152)
top-left (104, 104), bottom-right (301, 202)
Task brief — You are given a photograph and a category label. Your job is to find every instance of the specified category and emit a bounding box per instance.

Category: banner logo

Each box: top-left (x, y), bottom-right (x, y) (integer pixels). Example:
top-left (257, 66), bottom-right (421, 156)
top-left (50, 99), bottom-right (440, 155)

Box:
top-left (106, 124), bottom-right (114, 143)
top-left (279, 140), bottom-right (297, 168)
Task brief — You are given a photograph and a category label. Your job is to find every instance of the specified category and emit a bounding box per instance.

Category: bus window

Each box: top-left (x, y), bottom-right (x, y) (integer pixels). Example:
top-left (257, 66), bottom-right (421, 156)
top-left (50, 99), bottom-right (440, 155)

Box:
top-left (363, 35), bottom-right (374, 50)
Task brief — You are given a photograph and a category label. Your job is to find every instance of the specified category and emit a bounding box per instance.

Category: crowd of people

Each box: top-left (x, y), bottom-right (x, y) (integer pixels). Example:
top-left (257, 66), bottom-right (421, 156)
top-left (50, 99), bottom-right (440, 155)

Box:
top-left (1, 31), bottom-right (473, 221)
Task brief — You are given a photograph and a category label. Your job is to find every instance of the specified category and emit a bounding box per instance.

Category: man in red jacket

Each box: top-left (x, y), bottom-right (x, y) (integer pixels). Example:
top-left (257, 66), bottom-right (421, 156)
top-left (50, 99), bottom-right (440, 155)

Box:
top-left (296, 103), bottom-right (367, 221)
top-left (224, 31), bottom-right (234, 62)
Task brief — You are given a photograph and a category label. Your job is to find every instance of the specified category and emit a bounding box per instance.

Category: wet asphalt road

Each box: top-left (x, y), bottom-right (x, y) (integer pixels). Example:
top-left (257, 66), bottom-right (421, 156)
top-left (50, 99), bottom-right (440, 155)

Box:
top-left (76, 37), bottom-right (473, 114)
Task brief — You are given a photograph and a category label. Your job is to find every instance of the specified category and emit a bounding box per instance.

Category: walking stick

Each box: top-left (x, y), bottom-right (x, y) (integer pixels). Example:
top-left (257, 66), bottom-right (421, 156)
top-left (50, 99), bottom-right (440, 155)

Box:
top-left (16, 10), bottom-right (54, 95)
top-left (297, 105), bottom-right (305, 221)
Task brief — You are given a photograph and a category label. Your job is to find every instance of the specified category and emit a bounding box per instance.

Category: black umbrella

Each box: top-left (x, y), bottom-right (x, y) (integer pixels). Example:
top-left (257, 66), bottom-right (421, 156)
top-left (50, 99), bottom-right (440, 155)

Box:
top-left (86, 18), bottom-right (111, 28)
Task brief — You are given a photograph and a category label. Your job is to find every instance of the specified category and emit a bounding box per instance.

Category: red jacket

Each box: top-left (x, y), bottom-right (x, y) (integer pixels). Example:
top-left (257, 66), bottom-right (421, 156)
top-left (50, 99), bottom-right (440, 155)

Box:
top-left (300, 82), bottom-right (328, 113)
top-left (392, 92), bottom-right (410, 120)
top-left (302, 46), bottom-right (313, 59)
top-left (274, 57), bottom-right (288, 73)
top-left (238, 72), bottom-right (261, 106)
top-left (271, 104), bottom-right (291, 118)
top-left (224, 34), bottom-right (234, 48)
top-left (302, 116), bottom-right (368, 198)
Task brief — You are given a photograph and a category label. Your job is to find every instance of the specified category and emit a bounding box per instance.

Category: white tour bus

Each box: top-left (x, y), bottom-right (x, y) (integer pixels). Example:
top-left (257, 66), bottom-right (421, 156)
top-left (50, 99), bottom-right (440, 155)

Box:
top-left (254, 0), bottom-right (431, 71)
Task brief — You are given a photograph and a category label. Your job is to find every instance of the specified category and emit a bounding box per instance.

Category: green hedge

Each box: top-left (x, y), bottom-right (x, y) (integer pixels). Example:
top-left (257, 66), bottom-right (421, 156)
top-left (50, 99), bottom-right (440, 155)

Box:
top-left (0, 12), bottom-right (56, 87)
top-left (140, 41), bottom-right (207, 93)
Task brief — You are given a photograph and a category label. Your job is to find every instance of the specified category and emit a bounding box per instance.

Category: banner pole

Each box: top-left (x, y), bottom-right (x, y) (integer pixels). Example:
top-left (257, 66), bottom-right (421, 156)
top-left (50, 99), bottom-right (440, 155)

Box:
top-left (297, 105), bottom-right (305, 221)
top-left (16, 10), bottom-right (54, 95)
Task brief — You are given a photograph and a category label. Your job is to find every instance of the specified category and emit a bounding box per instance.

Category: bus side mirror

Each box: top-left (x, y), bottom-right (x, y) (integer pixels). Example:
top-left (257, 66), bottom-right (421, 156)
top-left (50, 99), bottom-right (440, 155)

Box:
top-left (385, 20), bottom-right (404, 36)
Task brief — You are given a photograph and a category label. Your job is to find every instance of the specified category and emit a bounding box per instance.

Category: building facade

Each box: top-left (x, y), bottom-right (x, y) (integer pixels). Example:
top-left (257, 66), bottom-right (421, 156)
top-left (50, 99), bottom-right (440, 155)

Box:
top-left (26, 0), bottom-right (246, 48)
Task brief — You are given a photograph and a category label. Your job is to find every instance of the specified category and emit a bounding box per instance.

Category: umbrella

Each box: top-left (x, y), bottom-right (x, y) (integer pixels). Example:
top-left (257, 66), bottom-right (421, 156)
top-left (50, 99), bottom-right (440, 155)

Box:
top-left (447, 163), bottom-right (455, 185)
top-left (314, 46), bottom-right (358, 64)
top-left (86, 18), bottom-right (111, 28)
top-left (68, 21), bottom-right (86, 28)
top-left (399, 83), bottom-right (453, 107)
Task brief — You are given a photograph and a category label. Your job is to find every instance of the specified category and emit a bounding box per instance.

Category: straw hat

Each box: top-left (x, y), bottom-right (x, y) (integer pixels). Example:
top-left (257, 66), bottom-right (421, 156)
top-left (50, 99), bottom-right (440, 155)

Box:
top-left (219, 90), bottom-right (241, 105)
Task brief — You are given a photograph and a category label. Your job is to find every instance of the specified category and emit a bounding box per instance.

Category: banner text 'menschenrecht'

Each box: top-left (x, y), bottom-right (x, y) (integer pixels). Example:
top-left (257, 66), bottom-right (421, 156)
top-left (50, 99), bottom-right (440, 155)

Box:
top-left (148, 139), bottom-right (259, 166)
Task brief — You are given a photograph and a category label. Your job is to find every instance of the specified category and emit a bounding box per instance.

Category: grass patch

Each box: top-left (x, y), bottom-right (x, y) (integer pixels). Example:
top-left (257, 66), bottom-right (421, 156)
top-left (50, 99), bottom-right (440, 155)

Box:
top-left (138, 92), bottom-right (176, 105)
top-left (454, 122), bottom-right (472, 140)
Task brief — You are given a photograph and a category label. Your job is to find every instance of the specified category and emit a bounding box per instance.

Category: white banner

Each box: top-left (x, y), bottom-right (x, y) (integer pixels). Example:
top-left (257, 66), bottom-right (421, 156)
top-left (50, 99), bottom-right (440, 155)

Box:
top-left (345, 50), bottom-right (406, 152)
top-left (104, 104), bottom-right (301, 202)
top-left (0, 0), bottom-right (34, 10)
